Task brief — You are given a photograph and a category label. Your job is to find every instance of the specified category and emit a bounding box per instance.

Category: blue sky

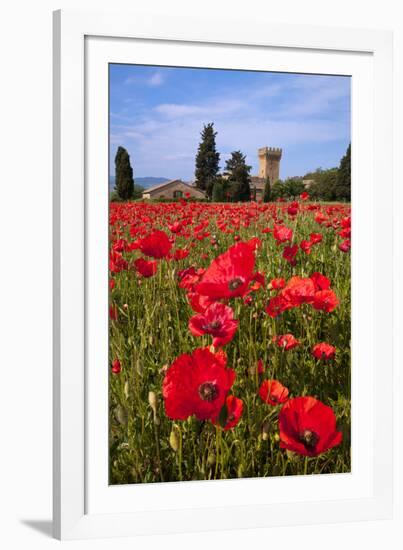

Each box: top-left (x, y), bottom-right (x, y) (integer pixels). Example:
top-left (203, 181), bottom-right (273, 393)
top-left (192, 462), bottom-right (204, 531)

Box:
top-left (109, 64), bottom-right (350, 181)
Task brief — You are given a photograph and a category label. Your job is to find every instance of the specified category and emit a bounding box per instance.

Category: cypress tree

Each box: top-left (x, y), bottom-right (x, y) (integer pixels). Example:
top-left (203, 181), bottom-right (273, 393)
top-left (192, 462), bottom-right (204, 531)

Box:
top-left (195, 123), bottom-right (220, 200)
top-left (115, 146), bottom-right (134, 201)
top-left (263, 177), bottom-right (272, 202)
top-left (224, 150), bottom-right (251, 202)
top-left (334, 144), bottom-right (351, 201)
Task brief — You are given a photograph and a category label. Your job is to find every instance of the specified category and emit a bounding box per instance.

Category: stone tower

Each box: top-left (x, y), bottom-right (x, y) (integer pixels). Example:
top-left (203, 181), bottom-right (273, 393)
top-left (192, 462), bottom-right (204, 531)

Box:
top-left (258, 147), bottom-right (282, 183)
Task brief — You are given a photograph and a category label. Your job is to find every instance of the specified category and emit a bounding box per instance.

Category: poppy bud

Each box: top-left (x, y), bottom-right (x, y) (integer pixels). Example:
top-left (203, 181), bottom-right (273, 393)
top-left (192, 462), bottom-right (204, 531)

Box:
top-left (148, 391), bottom-right (157, 413)
top-left (114, 405), bottom-right (128, 426)
top-left (148, 391), bottom-right (159, 423)
top-left (111, 359), bottom-right (121, 375)
top-left (169, 427), bottom-right (180, 452)
top-left (262, 421), bottom-right (271, 440)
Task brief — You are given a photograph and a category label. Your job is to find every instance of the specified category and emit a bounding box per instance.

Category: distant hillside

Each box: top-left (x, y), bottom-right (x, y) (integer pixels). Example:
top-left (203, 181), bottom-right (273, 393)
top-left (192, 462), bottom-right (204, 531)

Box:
top-left (109, 176), bottom-right (170, 190)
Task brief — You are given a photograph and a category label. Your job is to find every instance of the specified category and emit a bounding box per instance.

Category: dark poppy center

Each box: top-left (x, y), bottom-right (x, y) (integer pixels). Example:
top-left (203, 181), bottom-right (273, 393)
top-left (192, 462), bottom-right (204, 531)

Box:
top-left (228, 277), bottom-right (244, 291)
top-left (204, 320), bottom-right (221, 331)
top-left (198, 382), bottom-right (219, 402)
top-left (299, 429), bottom-right (319, 450)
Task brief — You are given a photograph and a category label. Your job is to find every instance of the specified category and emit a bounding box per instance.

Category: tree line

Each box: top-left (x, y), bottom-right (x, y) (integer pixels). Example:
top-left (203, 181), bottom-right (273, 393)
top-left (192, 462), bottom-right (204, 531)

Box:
top-left (113, 123), bottom-right (351, 202)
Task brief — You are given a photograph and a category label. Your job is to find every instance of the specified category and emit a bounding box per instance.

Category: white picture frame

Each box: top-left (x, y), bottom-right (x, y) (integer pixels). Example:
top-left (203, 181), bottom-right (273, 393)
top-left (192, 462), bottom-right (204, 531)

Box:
top-left (53, 9), bottom-right (393, 540)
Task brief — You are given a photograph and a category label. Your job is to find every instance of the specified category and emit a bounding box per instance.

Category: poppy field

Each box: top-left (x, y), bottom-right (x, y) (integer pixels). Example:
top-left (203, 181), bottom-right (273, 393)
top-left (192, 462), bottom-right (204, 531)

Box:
top-left (109, 196), bottom-right (351, 484)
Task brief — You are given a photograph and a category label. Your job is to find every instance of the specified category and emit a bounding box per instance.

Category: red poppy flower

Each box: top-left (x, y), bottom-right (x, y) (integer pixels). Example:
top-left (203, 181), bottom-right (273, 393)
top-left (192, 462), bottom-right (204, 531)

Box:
top-left (279, 396), bottom-right (342, 457)
top-left (257, 359), bottom-right (265, 374)
top-left (128, 239), bottom-right (141, 251)
top-left (269, 277), bottom-right (286, 290)
top-left (195, 241), bottom-right (256, 299)
top-left (139, 230), bottom-right (172, 259)
top-left (172, 248), bottom-right (190, 261)
top-left (312, 342), bottom-right (336, 360)
top-left (162, 347), bottom-right (236, 421)
top-left (133, 257), bottom-right (157, 278)
top-left (249, 271), bottom-right (265, 292)
top-left (313, 289), bottom-right (339, 313)
top-left (109, 304), bottom-right (118, 321)
top-left (265, 295), bottom-right (293, 318)
top-left (315, 211), bottom-right (328, 225)
top-left (188, 302), bottom-right (238, 347)
top-left (339, 239), bottom-right (351, 253)
top-left (112, 238), bottom-right (129, 253)
top-left (111, 359), bottom-right (121, 375)
top-left (273, 224), bottom-right (293, 243)
top-left (339, 227), bottom-right (351, 239)
top-left (300, 191), bottom-right (309, 201)
top-left (168, 221), bottom-right (183, 234)
top-left (109, 250), bottom-right (128, 273)
top-left (310, 232), bottom-right (323, 244)
top-left (300, 239), bottom-right (313, 255)
top-left (310, 272), bottom-right (331, 291)
top-left (213, 395), bottom-right (243, 430)
top-left (287, 204), bottom-right (299, 217)
top-left (246, 237), bottom-right (262, 251)
top-left (178, 267), bottom-right (205, 291)
top-left (282, 244), bottom-right (298, 265)
top-left (259, 379), bottom-right (289, 405)
top-left (187, 291), bottom-right (216, 314)
top-left (280, 276), bottom-right (315, 306)
top-left (275, 333), bottom-right (300, 351)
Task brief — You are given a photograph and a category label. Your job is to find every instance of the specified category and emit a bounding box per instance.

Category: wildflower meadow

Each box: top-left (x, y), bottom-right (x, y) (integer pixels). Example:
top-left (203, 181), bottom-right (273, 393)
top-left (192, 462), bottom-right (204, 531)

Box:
top-left (109, 196), bottom-right (351, 484)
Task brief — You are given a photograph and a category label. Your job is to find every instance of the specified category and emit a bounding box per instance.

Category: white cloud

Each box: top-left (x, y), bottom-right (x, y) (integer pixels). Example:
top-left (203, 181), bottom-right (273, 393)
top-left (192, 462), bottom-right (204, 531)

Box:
top-left (125, 71), bottom-right (165, 87)
top-left (148, 72), bottom-right (164, 87)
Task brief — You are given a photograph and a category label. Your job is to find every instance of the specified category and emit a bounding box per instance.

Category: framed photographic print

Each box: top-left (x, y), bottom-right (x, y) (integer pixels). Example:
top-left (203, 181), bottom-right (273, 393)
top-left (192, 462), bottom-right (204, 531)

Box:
top-left (53, 9), bottom-right (394, 540)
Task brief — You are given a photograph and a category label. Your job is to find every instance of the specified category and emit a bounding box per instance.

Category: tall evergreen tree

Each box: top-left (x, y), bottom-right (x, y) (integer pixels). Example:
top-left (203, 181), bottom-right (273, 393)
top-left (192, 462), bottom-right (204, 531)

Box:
top-left (263, 177), bottom-right (272, 202)
top-left (334, 144), bottom-right (351, 201)
top-left (115, 146), bottom-right (134, 200)
top-left (224, 150), bottom-right (251, 202)
top-left (195, 123), bottom-right (220, 200)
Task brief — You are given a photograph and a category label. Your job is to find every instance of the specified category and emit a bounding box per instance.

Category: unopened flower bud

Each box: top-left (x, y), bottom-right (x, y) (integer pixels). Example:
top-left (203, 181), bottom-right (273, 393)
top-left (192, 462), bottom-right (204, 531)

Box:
top-left (114, 405), bottom-right (128, 426)
top-left (148, 391), bottom-right (159, 423)
top-left (262, 421), bottom-right (270, 440)
top-left (111, 359), bottom-right (121, 375)
top-left (169, 427), bottom-right (180, 452)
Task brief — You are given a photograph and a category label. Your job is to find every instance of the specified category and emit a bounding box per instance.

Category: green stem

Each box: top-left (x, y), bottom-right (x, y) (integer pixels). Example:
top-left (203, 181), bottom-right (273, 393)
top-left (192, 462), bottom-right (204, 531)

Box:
top-left (178, 425), bottom-right (183, 481)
